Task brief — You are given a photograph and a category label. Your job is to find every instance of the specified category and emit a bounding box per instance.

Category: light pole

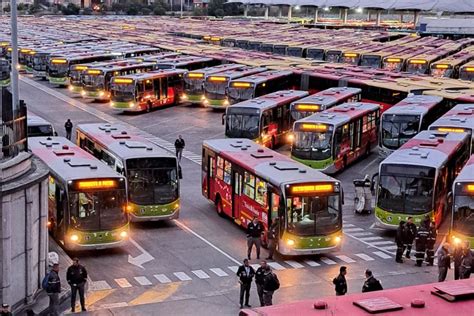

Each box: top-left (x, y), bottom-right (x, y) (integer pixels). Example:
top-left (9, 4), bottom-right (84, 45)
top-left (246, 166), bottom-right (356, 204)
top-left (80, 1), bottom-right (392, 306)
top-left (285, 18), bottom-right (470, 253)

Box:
top-left (180, 0), bottom-right (183, 17)
top-left (10, 0), bottom-right (19, 112)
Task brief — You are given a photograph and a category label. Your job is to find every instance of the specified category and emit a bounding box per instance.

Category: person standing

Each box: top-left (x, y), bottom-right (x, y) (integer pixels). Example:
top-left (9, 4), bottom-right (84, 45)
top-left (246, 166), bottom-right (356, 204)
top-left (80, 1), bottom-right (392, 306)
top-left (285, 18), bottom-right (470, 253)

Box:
top-left (262, 266), bottom-right (280, 306)
top-left (414, 220), bottom-right (429, 267)
top-left (64, 119), bottom-right (73, 140)
top-left (174, 135), bottom-right (185, 162)
top-left (46, 263), bottom-right (61, 316)
top-left (453, 243), bottom-right (464, 280)
top-left (255, 260), bottom-right (267, 307)
top-left (266, 218), bottom-right (278, 260)
top-left (246, 216), bottom-right (264, 260)
top-left (395, 221), bottom-right (406, 263)
top-left (459, 242), bottom-right (472, 279)
top-left (361, 269), bottom-right (383, 293)
top-left (0, 304), bottom-right (12, 316)
top-left (236, 259), bottom-right (255, 309)
top-left (438, 243), bottom-right (451, 282)
top-left (404, 217), bottom-right (417, 259)
top-left (67, 258), bottom-right (88, 312)
top-left (332, 266), bottom-right (348, 296)
top-left (426, 221), bottom-right (437, 266)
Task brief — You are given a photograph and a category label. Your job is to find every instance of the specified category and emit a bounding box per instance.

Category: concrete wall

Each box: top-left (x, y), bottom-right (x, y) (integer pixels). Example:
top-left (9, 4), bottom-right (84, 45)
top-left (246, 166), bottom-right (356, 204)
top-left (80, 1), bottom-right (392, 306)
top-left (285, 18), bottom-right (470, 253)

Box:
top-left (0, 153), bottom-right (49, 309)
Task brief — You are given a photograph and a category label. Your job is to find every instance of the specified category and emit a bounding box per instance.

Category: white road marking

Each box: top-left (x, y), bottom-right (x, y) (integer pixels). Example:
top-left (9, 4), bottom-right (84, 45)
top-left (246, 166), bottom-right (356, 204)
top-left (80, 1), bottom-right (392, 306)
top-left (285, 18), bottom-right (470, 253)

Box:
top-left (369, 223), bottom-right (376, 229)
top-left (251, 264), bottom-right (260, 271)
top-left (228, 266), bottom-right (239, 273)
top-left (350, 232), bottom-right (375, 237)
top-left (174, 220), bottom-right (241, 265)
top-left (154, 274), bottom-right (172, 284)
top-left (355, 253), bottom-right (375, 261)
top-left (335, 255), bottom-right (356, 263)
top-left (89, 280), bottom-right (112, 291)
top-left (100, 302), bottom-right (129, 309)
top-left (320, 257), bottom-right (337, 265)
top-left (174, 272), bottom-right (192, 281)
top-left (370, 241), bottom-right (395, 246)
top-left (114, 278), bottom-right (132, 288)
top-left (381, 245), bottom-right (398, 251)
top-left (134, 276), bottom-right (152, 286)
top-left (128, 238), bottom-right (155, 269)
top-left (304, 260), bottom-right (320, 267)
top-left (343, 228), bottom-right (365, 232)
top-left (192, 270), bottom-right (210, 279)
top-left (268, 262), bottom-right (286, 270)
top-left (210, 268), bottom-right (229, 277)
top-left (343, 223), bottom-right (356, 228)
top-left (284, 260), bottom-right (304, 269)
top-left (359, 237), bottom-right (383, 241)
top-left (373, 251), bottom-right (392, 259)
top-left (361, 156), bottom-right (379, 172)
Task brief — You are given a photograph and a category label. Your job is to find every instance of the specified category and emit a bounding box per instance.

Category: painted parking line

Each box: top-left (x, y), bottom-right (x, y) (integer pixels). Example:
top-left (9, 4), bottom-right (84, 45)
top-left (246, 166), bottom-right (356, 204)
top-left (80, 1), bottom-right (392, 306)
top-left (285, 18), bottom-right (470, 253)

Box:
top-left (355, 253), bottom-right (375, 261)
top-left (154, 274), bottom-right (172, 284)
top-left (192, 270), bottom-right (210, 279)
top-left (335, 255), bottom-right (356, 263)
top-left (134, 276), bottom-right (152, 286)
top-left (210, 268), bottom-right (229, 277)
top-left (320, 257), bottom-right (337, 265)
top-left (343, 223), bottom-right (356, 228)
top-left (115, 278), bottom-right (132, 288)
top-left (268, 262), bottom-right (286, 270)
top-left (174, 272), bottom-right (192, 281)
top-left (284, 260), bottom-right (304, 269)
top-left (304, 260), bottom-right (321, 267)
top-left (373, 251), bottom-right (392, 259)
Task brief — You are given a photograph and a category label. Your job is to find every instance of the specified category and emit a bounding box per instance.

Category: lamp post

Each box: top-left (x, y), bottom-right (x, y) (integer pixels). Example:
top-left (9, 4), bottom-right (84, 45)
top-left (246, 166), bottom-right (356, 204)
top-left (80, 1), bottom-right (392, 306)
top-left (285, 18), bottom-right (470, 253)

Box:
top-left (10, 0), bottom-right (19, 113)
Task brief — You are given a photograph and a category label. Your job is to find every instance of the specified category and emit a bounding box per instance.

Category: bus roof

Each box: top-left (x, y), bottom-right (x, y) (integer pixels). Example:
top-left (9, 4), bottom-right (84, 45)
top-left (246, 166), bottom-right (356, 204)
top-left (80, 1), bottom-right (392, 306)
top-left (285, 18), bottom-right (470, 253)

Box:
top-left (381, 95), bottom-right (444, 116)
top-left (85, 61), bottom-right (155, 73)
top-left (382, 131), bottom-right (469, 169)
top-left (76, 123), bottom-right (174, 160)
top-left (295, 102), bottom-right (380, 128)
top-left (454, 155), bottom-right (474, 183)
top-left (431, 46), bottom-right (474, 69)
top-left (203, 138), bottom-right (337, 188)
top-left (29, 136), bottom-right (124, 182)
top-left (112, 68), bottom-right (186, 81)
top-left (186, 63), bottom-right (244, 77)
top-left (291, 87), bottom-right (361, 107)
top-left (428, 103), bottom-right (474, 133)
top-left (206, 66), bottom-right (267, 81)
top-left (229, 70), bottom-right (293, 85)
top-left (242, 278), bottom-right (474, 316)
top-left (424, 89), bottom-right (474, 103)
top-left (228, 90), bottom-right (309, 112)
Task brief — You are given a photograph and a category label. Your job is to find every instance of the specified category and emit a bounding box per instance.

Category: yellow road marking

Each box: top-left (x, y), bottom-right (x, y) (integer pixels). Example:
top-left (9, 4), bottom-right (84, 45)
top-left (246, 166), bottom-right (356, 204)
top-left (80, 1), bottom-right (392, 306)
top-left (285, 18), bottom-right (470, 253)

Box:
top-left (86, 289), bottom-right (116, 307)
top-left (128, 283), bottom-right (180, 306)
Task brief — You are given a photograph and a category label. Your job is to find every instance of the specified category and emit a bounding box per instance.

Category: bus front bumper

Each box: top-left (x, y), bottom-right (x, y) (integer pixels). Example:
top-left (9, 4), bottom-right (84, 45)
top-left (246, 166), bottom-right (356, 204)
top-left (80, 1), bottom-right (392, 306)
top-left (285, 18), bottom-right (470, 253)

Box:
top-left (278, 231), bottom-right (342, 256)
top-left (84, 90), bottom-right (110, 100)
top-left (203, 98), bottom-right (229, 109)
top-left (111, 101), bottom-right (140, 112)
top-left (32, 70), bottom-right (46, 78)
top-left (64, 226), bottom-right (130, 250)
top-left (185, 93), bottom-right (204, 104)
top-left (49, 77), bottom-right (69, 86)
top-left (291, 155), bottom-right (337, 174)
top-left (374, 206), bottom-right (429, 230)
top-left (128, 201), bottom-right (180, 222)
top-left (66, 239), bottom-right (128, 251)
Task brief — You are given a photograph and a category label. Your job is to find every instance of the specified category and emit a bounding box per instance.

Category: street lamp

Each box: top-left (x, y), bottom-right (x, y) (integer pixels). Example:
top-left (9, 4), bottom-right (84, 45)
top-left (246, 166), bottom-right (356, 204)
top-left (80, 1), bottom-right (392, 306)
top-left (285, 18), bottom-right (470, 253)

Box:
top-left (10, 0), bottom-right (19, 112)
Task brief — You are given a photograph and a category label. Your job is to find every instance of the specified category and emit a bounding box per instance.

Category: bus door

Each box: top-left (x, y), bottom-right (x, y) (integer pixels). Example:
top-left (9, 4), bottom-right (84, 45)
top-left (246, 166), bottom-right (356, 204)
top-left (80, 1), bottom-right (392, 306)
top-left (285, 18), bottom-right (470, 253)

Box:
top-left (349, 118), bottom-right (363, 161)
top-left (232, 169), bottom-right (243, 221)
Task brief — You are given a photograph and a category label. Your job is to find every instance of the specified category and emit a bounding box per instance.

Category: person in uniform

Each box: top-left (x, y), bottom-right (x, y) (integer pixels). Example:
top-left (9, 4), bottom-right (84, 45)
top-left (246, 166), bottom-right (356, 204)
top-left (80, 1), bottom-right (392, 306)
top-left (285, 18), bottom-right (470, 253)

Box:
top-left (414, 219), bottom-right (430, 267)
top-left (426, 221), bottom-right (437, 266)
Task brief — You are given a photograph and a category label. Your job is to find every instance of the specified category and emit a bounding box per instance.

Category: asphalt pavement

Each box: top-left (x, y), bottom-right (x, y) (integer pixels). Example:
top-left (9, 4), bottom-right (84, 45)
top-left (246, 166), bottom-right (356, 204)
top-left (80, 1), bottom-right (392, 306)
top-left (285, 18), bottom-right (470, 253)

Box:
top-left (19, 75), bottom-right (450, 315)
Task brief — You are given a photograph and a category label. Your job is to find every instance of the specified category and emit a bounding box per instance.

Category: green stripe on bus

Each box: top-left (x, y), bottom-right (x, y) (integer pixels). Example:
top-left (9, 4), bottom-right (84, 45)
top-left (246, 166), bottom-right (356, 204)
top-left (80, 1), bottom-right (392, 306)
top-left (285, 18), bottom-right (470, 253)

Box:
top-left (0, 78), bottom-right (10, 87)
top-left (187, 94), bottom-right (202, 102)
top-left (448, 231), bottom-right (474, 250)
top-left (68, 223), bottom-right (129, 245)
top-left (207, 99), bottom-right (226, 107)
top-left (70, 85), bottom-right (82, 93)
top-left (49, 77), bottom-right (68, 85)
top-left (128, 199), bottom-right (180, 217)
top-left (291, 155), bottom-right (334, 170)
top-left (282, 230), bottom-right (341, 249)
top-left (112, 101), bottom-right (130, 109)
top-left (374, 206), bottom-right (431, 227)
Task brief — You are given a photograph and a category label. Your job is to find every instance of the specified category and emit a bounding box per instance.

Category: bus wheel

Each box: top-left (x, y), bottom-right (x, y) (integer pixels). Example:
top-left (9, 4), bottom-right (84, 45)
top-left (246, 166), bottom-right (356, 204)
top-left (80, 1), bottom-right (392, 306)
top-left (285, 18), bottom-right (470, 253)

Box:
top-left (342, 156), bottom-right (347, 170)
top-left (271, 137), bottom-right (276, 149)
top-left (146, 101), bottom-right (152, 113)
top-left (215, 197), bottom-right (224, 217)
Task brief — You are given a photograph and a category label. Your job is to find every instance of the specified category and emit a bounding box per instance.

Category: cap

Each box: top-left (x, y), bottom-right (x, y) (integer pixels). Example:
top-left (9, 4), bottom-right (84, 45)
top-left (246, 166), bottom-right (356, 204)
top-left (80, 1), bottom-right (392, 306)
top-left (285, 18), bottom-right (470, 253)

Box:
top-left (2, 304), bottom-right (9, 308)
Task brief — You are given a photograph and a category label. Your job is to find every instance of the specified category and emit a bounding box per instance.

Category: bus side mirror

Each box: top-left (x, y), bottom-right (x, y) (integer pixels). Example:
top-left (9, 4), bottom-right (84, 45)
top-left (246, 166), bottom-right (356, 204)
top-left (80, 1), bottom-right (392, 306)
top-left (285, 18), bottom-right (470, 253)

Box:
top-left (371, 173), bottom-right (378, 194)
top-left (222, 114), bottom-right (226, 126)
top-left (447, 191), bottom-right (453, 205)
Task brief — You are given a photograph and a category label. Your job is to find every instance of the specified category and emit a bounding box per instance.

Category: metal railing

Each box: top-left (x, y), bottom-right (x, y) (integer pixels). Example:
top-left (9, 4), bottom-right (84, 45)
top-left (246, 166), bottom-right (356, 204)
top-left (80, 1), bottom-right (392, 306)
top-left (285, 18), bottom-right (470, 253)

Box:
top-left (1, 88), bottom-right (27, 161)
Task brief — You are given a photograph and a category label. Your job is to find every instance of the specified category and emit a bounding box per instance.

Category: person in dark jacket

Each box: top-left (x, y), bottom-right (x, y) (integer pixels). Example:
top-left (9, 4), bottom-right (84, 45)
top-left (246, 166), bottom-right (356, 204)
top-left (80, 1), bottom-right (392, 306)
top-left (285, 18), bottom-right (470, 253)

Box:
top-left (262, 266), bottom-right (279, 306)
top-left (266, 218), bottom-right (278, 260)
top-left (438, 243), bottom-right (451, 282)
top-left (426, 221), bottom-right (437, 266)
top-left (459, 242), bottom-right (472, 279)
top-left (414, 220), bottom-right (430, 267)
top-left (64, 119), bottom-right (73, 140)
top-left (174, 135), bottom-right (185, 161)
top-left (333, 266), bottom-right (348, 296)
top-left (67, 258), bottom-right (88, 312)
top-left (404, 217), bottom-right (417, 259)
top-left (453, 243), bottom-right (464, 280)
top-left (255, 260), bottom-right (268, 307)
top-left (362, 269), bottom-right (383, 293)
top-left (247, 216), bottom-right (264, 260)
top-left (1, 304), bottom-right (12, 316)
top-left (236, 259), bottom-right (255, 309)
top-left (47, 263), bottom-right (61, 316)
top-left (395, 221), bottom-right (406, 263)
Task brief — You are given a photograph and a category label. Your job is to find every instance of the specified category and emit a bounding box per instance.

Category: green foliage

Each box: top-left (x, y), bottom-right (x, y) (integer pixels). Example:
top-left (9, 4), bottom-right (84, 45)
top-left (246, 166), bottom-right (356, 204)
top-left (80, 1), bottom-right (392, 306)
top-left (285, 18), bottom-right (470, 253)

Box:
top-left (207, 0), bottom-right (242, 17)
top-left (193, 7), bottom-right (207, 16)
top-left (61, 3), bottom-right (80, 15)
top-left (28, 4), bottom-right (41, 14)
top-left (82, 7), bottom-right (93, 15)
top-left (153, 5), bottom-right (166, 16)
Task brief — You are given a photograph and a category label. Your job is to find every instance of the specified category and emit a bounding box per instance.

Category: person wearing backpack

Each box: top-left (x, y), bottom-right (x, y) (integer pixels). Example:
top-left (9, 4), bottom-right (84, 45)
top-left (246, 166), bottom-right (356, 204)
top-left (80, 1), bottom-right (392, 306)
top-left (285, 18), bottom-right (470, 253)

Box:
top-left (362, 269), bottom-right (383, 293)
top-left (43, 263), bottom-right (61, 316)
top-left (262, 266), bottom-right (279, 306)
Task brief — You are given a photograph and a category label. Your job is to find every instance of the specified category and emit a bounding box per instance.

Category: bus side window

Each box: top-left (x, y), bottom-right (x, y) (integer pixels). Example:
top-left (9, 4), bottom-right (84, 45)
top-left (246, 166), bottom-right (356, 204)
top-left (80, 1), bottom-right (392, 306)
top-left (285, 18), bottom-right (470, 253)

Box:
top-left (243, 172), bottom-right (256, 200)
top-left (335, 126), bottom-right (343, 156)
top-left (349, 122), bottom-right (355, 150)
top-left (255, 178), bottom-right (267, 206)
top-left (271, 193), bottom-right (280, 221)
top-left (209, 157), bottom-right (215, 178)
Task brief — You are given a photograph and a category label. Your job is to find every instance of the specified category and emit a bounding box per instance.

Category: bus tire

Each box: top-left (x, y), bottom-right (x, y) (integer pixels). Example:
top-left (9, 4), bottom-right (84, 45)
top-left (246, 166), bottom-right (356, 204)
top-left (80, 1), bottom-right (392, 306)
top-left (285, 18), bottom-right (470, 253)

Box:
top-left (146, 101), bottom-right (152, 113)
top-left (342, 156), bottom-right (347, 170)
top-left (215, 196), bottom-right (224, 217)
top-left (271, 136), bottom-right (276, 149)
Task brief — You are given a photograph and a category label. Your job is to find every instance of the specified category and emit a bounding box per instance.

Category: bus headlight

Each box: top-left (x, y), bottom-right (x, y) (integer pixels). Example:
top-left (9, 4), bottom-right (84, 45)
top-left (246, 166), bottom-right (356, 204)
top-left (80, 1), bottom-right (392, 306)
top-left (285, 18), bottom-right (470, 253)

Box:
top-left (80, 90), bottom-right (86, 97)
top-left (129, 102), bottom-right (135, 108)
top-left (286, 239), bottom-right (295, 246)
top-left (68, 86), bottom-right (73, 92)
top-left (223, 99), bottom-right (230, 106)
top-left (126, 205), bottom-right (132, 212)
top-left (452, 236), bottom-right (461, 245)
top-left (120, 231), bottom-right (128, 238)
top-left (181, 94), bottom-right (188, 100)
top-left (99, 91), bottom-right (105, 97)
top-left (70, 234), bottom-right (79, 242)
top-left (110, 102), bottom-right (115, 107)
top-left (335, 236), bottom-right (342, 243)
top-left (287, 133), bottom-right (294, 143)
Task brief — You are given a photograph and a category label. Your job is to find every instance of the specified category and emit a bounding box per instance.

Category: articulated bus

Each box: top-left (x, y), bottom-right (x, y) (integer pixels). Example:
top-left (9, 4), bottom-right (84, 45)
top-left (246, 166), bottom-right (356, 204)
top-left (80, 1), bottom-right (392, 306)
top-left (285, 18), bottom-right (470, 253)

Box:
top-left (291, 103), bottom-right (380, 174)
top-left (81, 61), bottom-right (156, 101)
top-left (183, 64), bottom-right (244, 104)
top-left (202, 138), bottom-right (343, 256)
top-left (47, 53), bottom-right (117, 86)
top-left (225, 90), bottom-right (309, 148)
top-left (203, 66), bottom-right (267, 109)
top-left (374, 130), bottom-right (470, 229)
top-left (451, 156), bottom-right (474, 249)
top-left (429, 103), bottom-right (474, 153)
top-left (29, 137), bottom-right (129, 250)
top-left (76, 123), bottom-right (180, 221)
top-left (227, 70), bottom-right (294, 105)
top-left (379, 95), bottom-right (447, 158)
top-left (110, 69), bottom-right (186, 112)
top-left (0, 58), bottom-right (10, 87)
top-left (290, 87), bottom-right (362, 122)
top-left (241, 278), bottom-right (474, 316)
top-left (459, 62), bottom-right (474, 81)
top-left (430, 46), bottom-right (474, 78)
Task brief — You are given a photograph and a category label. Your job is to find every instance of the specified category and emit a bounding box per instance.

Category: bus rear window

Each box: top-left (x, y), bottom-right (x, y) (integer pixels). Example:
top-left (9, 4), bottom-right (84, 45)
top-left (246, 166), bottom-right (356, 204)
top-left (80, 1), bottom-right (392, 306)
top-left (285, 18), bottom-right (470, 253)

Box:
top-left (28, 124), bottom-right (54, 137)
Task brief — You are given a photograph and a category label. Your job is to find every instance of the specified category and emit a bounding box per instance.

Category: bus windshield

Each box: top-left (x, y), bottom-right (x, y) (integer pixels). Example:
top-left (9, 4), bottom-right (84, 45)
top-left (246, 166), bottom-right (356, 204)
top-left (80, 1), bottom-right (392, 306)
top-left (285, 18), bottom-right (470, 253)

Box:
top-left (205, 80), bottom-right (227, 96)
top-left (381, 114), bottom-right (419, 149)
top-left (361, 56), bottom-right (381, 68)
top-left (228, 86), bottom-right (255, 103)
top-left (49, 62), bottom-right (69, 77)
top-left (83, 74), bottom-right (104, 90)
top-left (111, 82), bottom-right (135, 102)
top-left (184, 78), bottom-right (204, 94)
top-left (459, 70), bottom-right (474, 82)
top-left (431, 68), bottom-right (453, 78)
top-left (225, 112), bottom-right (260, 139)
top-left (127, 158), bottom-right (178, 205)
top-left (286, 195), bottom-right (340, 236)
top-left (453, 195), bottom-right (474, 236)
top-left (407, 62), bottom-right (428, 74)
top-left (69, 190), bottom-right (127, 231)
top-left (0, 61), bottom-right (8, 80)
top-left (33, 55), bottom-right (48, 71)
top-left (293, 130), bottom-right (333, 160)
top-left (378, 165), bottom-right (435, 214)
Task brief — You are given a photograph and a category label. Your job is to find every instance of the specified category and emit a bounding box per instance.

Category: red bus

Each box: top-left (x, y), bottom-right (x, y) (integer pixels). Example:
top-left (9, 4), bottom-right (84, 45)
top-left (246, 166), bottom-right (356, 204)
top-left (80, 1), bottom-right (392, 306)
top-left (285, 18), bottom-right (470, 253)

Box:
top-left (291, 103), bottom-right (380, 174)
top-left (290, 87), bottom-right (362, 122)
top-left (225, 90), bottom-right (309, 148)
top-left (227, 70), bottom-right (295, 105)
top-left (240, 279), bottom-right (474, 316)
top-left (202, 138), bottom-right (343, 255)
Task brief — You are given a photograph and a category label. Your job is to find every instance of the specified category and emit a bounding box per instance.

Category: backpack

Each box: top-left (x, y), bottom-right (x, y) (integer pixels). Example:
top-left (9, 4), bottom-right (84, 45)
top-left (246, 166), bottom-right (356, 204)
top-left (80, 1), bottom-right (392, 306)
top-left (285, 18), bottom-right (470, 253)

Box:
top-left (41, 272), bottom-right (50, 290)
top-left (266, 273), bottom-right (280, 291)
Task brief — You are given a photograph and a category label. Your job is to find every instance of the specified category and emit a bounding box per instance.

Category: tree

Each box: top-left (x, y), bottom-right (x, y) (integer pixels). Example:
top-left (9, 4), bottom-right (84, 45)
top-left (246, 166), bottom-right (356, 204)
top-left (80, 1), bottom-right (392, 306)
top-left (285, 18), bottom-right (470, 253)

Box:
top-left (153, 5), bottom-right (166, 15)
top-left (61, 3), bottom-right (80, 15)
top-left (28, 4), bottom-right (41, 14)
top-left (193, 7), bottom-right (207, 16)
top-left (82, 7), bottom-right (93, 15)
top-left (207, 0), bottom-right (225, 17)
